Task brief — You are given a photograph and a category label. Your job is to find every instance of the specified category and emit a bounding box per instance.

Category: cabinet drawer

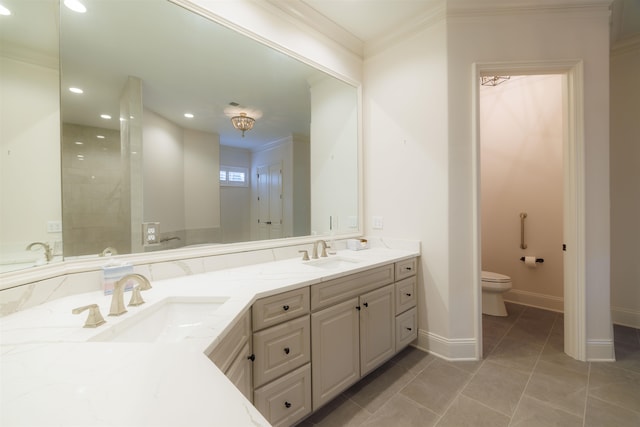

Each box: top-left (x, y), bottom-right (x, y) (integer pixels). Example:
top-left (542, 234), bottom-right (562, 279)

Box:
top-left (253, 287), bottom-right (310, 331)
top-left (254, 363), bottom-right (312, 427)
top-left (207, 310), bottom-right (251, 373)
top-left (395, 258), bottom-right (417, 281)
top-left (395, 307), bottom-right (418, 350)
top-left (395, 276), bottom-right (417, 315)
top-left (253, 315), bottom-right (311, 388)
top-left (311, 264), bottom-right (394, 311)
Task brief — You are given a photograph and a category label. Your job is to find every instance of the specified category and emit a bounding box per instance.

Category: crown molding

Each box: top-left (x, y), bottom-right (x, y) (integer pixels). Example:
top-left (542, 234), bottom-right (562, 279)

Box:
top-left (447, 0), bottom-right (612, 18)
top-left (364, 1), bottom-right (447, 58)
top-left (265, 0), bottom-right (364, 58)
top-left (0, 42), bottom-right (58, 70)
top-left (611, 33), bottom-right (640, 56)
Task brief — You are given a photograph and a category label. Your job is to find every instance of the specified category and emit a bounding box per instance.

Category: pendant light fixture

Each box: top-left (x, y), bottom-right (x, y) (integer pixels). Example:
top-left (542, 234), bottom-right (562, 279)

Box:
top-left (230, 112), bottom-right (255, 137)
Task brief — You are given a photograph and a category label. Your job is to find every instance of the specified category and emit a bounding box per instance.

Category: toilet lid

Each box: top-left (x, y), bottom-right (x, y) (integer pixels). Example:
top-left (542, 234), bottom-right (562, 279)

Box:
top-left (482, 271), bottom-right (511, 283)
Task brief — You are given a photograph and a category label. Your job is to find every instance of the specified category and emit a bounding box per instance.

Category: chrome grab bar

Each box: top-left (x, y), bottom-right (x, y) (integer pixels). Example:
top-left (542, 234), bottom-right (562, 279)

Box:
top-left (520, 212), bottom-right (528, 249)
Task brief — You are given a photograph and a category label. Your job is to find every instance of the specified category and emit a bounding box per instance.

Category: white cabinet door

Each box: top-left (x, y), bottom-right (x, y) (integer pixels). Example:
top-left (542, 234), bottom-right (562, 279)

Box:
top-left (311, 297), bottom-right (360, 410)
top-left (226, 341), bottom-right (253, 403)
top-left (359, 284), bottom-right (395, 376)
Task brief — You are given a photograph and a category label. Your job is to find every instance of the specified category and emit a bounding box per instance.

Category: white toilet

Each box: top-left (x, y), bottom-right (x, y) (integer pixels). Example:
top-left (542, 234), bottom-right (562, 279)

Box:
top-left (481, 271), bottom-right (512, 316)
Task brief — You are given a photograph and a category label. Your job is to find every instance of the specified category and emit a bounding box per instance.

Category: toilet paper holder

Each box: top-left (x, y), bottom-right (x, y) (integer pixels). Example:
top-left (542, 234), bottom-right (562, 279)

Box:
top-left (520, 257), bottom-right (544, 263)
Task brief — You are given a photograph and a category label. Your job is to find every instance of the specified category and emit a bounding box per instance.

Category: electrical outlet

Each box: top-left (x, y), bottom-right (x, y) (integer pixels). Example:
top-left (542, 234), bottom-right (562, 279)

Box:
top-left (348, 216), bottom-right (358, 228)
top-left (372, 216), bottom-right (384, 230)
top-left (142, 222), bottom-right (160, 245)
top-left (47, 220), bottom-right (62, 233)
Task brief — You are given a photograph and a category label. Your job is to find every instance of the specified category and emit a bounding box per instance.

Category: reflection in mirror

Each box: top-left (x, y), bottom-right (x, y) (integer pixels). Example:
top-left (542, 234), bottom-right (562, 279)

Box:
top-left (0, 0), bottom-right (63, 273)
top-left (60, 0), bottom-right (359, 258)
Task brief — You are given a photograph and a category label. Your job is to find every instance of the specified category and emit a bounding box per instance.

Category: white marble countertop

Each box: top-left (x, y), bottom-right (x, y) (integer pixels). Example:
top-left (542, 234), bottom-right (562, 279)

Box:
top-left (0, 247), bottom-right (419, 426)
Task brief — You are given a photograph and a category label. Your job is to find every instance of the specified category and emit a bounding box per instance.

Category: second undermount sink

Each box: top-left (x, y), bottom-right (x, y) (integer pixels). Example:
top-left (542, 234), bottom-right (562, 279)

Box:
top-left (304, 256), bottom-right (362, 270)
top-left (90, 296), bottom-right (229, 343)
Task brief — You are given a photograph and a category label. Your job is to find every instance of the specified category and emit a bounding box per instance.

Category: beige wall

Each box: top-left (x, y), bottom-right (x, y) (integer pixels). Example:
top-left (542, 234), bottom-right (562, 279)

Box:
top-left (143, 108), bottom-right (221, 247)
top-left (480, 75), bottom-right (564, 311)
top-left (220, 145), bottom-right (252, 243)
top-left (364, 3), bottom-right (611, 358)
top-left (0, 57), bottom-right (61, 259)
top-left (610, 40), bottom-right (640, 328)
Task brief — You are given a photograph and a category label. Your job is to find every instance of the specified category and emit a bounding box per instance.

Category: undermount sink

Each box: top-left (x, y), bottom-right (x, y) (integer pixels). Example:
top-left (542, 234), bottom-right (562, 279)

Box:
top-left (90, 296), bottom-right (229, 343)
top-left (304, 256), bottom-right (362, 269)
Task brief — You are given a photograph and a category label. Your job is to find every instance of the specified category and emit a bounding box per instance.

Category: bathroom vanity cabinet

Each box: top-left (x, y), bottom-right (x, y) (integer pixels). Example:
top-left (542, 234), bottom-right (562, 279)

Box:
top-left (209, 257), bottom-right (418, 426)
top-left (310, 261), bottom-right (417, 410)
top-left (207, 310), bottom-right (253, 402)
top-left (252, 287), bottom-right (312, 427)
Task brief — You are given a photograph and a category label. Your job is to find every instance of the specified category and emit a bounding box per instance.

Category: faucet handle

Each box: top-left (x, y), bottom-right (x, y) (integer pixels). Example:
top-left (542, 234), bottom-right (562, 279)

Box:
top-left (320, 243), bottom-right (328, 258)
top-left (128, 286), bottom-right (146, 307)
top-left (298, 250), bottom-right (310, 261)
top-left (72, 304), bottom-right (106, 328)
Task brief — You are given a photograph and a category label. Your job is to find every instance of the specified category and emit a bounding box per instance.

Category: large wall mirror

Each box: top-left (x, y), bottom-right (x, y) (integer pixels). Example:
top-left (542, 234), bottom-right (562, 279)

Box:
top-left (0, 0), bottom-right (359, 273)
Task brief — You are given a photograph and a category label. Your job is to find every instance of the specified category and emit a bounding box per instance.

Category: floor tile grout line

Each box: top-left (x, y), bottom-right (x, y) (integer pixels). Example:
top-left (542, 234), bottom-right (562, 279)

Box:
top-left (343, 351), bottom-right (428, 421)
top-left (582, 361), bottom-right (592, 427)
top-left (505, 307), bottom-right (556, 427)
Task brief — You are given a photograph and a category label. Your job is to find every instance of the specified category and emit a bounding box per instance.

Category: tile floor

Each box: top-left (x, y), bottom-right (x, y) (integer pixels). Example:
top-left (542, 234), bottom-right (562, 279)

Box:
top-left (296, 303), bottom-right (640, 427)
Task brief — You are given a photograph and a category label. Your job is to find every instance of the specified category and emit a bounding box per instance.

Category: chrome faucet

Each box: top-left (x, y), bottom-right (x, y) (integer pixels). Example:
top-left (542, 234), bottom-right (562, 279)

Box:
top-left (312, 239), bottom-right (329, 259)
top-left (109, 273), bottom-right (152, 316)
top-left (26, 242), bottom-right (53, 262)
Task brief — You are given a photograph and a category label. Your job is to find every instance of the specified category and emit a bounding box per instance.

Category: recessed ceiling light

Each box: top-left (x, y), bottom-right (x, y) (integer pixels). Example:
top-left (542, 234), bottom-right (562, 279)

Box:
top-left (69, 87), bottom-right (83, 94)
top-left (100, 114), bottom-right (111, 120)
top-left (74, 141), bottom-right (84, 145)
top-left (76, 154), bottom-right (85, 159)
top-left (0, 5), bottom-right (11, 16)
top-left (184, 113), bottom-right (194, 118)
top-left (96, 135), bottom-right (105, 139)
top-left (64, 0), bottom-right (86, 13)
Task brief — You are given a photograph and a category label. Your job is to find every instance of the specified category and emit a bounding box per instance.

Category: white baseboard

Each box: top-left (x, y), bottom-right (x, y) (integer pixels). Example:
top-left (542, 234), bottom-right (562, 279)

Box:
top-left (611, 306), bottom-right (640, 329)
top-left (586, 339), bottom-right (615, 361)
top-left (416, 329), bottom-right (478, 361)
top-left (503, 289), bottom-right (564, 312)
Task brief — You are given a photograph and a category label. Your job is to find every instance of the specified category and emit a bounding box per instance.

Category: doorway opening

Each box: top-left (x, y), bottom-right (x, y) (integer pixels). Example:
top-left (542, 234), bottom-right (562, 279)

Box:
top-left (472, 61), bottom-right (586, 361)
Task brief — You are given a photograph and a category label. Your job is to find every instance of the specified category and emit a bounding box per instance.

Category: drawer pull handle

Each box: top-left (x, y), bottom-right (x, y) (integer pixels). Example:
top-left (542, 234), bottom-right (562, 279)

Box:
top-left (284, 347), bottom-right (290, 355)
top-left (405, 293), bottom-right (412, 297)
top-left (406, 327), bottom-right (413, 331)
top-left (284, 401), bottom-right (292, 409)
top-left (405, 266), bottom-right (412, 271)
top-left (247, 354), bottom-right (255, 362)
top-left (283, 305), bottom-right (290, 311)
top-left (363, 302), bottom-right (369, 308)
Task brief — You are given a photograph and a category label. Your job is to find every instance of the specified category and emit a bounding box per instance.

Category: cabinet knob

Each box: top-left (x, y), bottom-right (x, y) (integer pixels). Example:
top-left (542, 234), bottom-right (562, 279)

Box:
top-left (406, 327), bottom-right (413, 331)
top-left (284, 401), bottom-right (292, 409)
top-left (247, 354), bottom-right (255, 362)
top-left (363, 302), bottom-right (369, 308)
top-left (405, 293), bottom-right (412, 297)
top-left (284, 347), bottom-right (290, 355)
top-left (283, 305), bottom-right (290, 311)
top-left (355, 305), bottom-right (361, 311)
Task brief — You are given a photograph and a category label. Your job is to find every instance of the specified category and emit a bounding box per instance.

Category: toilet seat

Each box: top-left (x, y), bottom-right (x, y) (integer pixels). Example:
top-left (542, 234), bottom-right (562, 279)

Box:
top-left (481, 271), bottom-right (512, 292)
top-left (481, 271), bottom-right (511, 283)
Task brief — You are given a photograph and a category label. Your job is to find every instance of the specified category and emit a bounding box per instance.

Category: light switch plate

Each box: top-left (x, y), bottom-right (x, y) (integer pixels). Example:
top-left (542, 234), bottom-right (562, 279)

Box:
top-left (47, 220), bottom-right (62, 233)
top-left (372, 216), bottom-right (384, 230)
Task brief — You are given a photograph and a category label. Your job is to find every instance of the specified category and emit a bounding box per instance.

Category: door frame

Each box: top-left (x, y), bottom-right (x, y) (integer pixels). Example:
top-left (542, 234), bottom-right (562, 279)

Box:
top-left (471, 60), bottom-right (586, 361)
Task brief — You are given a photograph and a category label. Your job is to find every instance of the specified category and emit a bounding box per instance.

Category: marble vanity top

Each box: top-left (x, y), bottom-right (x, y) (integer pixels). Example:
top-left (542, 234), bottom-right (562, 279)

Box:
top-left (0, 246), bottom-right (418, 426)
